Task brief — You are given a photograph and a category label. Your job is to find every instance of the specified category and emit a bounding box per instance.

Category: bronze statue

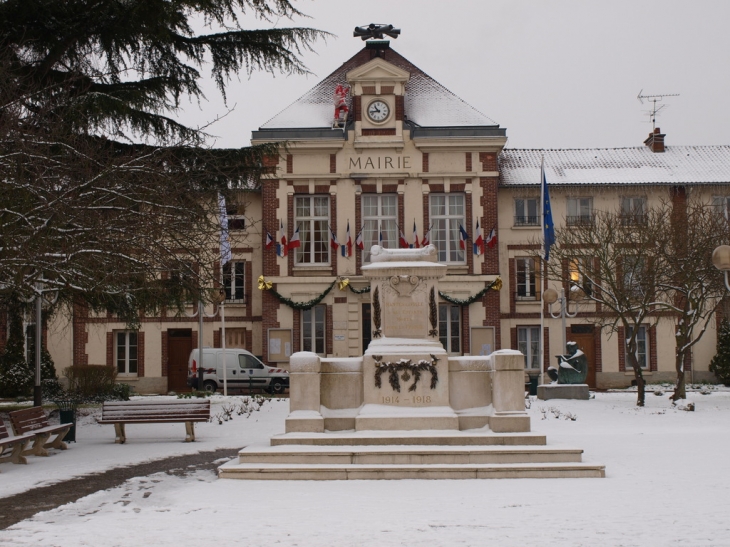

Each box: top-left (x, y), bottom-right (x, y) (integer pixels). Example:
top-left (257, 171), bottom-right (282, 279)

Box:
top-left (547, 341), bottom-right (588, 384)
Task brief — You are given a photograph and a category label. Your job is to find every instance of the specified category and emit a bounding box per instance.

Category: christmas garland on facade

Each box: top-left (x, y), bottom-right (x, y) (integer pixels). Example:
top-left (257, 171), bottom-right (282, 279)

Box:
top-left (438, 277), bottom-right (502, 306)
top-left (373, 354), bottom-right (439, 392)
top-left (257, 276), bottom-right (337, 311)
top-left (257, 275), bottom-right (501, 311)
top-left (337, 278), bottom-right (371, 294)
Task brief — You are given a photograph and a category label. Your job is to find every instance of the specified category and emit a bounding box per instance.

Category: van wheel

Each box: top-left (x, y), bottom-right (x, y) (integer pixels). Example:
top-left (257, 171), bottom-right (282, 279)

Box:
top-left (202, 380), bottom-right (217, 394)
top-left (269, 379), bottom-right (286, 395)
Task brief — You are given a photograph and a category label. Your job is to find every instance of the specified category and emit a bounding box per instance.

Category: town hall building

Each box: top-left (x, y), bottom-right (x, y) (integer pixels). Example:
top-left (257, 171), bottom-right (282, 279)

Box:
top-left (24, 36), bottom-right (730, 392)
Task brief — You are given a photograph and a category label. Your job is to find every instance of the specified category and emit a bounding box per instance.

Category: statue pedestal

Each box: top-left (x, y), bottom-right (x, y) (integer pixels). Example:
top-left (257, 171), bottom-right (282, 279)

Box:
top-left (537, 384), bottom-right (590, 400)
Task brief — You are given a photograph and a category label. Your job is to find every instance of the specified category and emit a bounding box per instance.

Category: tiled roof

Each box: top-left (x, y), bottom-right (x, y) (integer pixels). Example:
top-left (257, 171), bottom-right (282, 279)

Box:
top-left (260, 47), bottom-right (498, 129)
top-left (500, 146), bottom-right (730, 186)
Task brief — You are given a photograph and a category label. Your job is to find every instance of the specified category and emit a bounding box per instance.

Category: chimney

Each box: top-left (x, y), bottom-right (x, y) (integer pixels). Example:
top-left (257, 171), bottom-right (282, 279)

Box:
top-left (644, 127), bottom-right (665, 153)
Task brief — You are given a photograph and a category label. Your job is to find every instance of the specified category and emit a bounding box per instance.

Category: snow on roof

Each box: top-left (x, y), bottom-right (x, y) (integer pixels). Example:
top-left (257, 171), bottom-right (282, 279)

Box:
top-left (500, 146), bottom-right (730, 186)
top-left (260, 47), bottom-right (498, 130)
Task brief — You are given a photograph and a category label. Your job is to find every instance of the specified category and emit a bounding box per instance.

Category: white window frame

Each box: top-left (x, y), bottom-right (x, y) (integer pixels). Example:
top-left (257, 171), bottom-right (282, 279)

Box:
top-left (712, 196), bottom-right (730, 220)
top-left (625, 325), bottom-right (649, 369)
top-left (567, 197), bottom-right (593, 225)
top-left (516, 257), bottom-right (537, 300)
top-left (518, 326), bottom-right (541, 370)
top-left (623, 255), bottom-right (647, 296)
top-left (115, 330), bottom-right (138, 375)
top-left (223, 261), bottom-right (245, 302)
top-left (362, 194), bottom-right (398, 262)
top-left (438, 303), bottom-right (461, 354)
top-left (620, 196), bottom-right (646, 225)
top-left (514, 197), bottom-right (540, 226)
top-left (568, 257), bottom-right (593, 297)
top-left (295, 196), bottom-right (330, 266)
top-left (302, 305), bottom-right (326, 356)
top-left (430, 194), bottom-right (466, 264)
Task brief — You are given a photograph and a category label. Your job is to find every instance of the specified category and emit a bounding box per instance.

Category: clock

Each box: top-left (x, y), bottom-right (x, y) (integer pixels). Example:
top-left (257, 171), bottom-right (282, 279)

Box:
top-left (366, 99), bottom-right (390, 123)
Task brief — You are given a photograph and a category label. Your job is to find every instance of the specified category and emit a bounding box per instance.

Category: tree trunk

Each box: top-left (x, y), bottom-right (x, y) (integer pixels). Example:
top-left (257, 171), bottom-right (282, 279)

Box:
top-left (672, 340), bottom-right (687, 401)
top-left (626, 337), bottom-right (645, 406)
top-left (634, 365), bottom-right (645, 406)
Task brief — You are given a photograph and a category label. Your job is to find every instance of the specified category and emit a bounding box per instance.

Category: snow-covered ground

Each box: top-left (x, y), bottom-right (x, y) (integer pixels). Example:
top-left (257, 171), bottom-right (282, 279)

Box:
top-left (2, 390), bottom-right (730, 547)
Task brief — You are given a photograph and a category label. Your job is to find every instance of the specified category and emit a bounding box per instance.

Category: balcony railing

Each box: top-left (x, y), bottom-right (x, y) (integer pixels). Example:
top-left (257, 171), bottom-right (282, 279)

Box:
top-left (566, 214), bottom-right (594, 226)
top-left (619, 213), bottom-right (647, 226)
top-left (514, 215), bottom-right (539, 226)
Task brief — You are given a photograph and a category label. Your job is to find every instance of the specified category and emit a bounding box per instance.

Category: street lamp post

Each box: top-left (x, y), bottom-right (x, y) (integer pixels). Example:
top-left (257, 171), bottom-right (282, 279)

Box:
top-left (543, 287), bottom-right (578, 355)
top-left (20, 282), bottom-right (59, 407)
top-left (712, 245), bottom-right (730, 291)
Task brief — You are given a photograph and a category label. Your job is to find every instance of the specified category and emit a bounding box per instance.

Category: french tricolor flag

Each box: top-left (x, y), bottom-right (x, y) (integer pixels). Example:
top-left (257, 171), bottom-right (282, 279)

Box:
top-left (473, 220), bottom-right (484, 256)
top-left (422, 227), bottom-right (431, 247)
top-left (346, 221), bottom-right (353, 257)
top-left (399, 230), bottom-right (409, 249)
top-left (356, 227), bottom-right (364, 250)
top-left (459, 224), bottom-right (469, 250)
top-left (278, 220), bottom-right (287, 257)
top-left (265, 231), bottom-right (274, 250)
top-left (287, 226), bottom-right (301, 251)
top-left (330, 226), bottom-right (339, 250)
top-left (412, 221), bottom-right (419, 248)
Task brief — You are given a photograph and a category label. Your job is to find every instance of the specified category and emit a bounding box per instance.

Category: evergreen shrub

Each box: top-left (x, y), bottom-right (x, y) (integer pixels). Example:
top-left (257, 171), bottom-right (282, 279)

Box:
top-left (710, 319), bottom-right (730, 386)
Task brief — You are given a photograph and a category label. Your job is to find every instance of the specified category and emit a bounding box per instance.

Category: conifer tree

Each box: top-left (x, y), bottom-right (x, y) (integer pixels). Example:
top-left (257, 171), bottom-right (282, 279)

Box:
top-left (0, 307), bottom-right (32, 397)
top-left (710, 319), bottom-right (730, 386)
top-left (0, 0), bottom-right (326, 315)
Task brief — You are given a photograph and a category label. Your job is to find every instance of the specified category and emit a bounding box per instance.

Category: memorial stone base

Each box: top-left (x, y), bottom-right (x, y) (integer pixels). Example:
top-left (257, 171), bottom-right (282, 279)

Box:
top-left (537, 384), bottom-right (591, 401)
top-left (219, 246), bottom-right (604, 480)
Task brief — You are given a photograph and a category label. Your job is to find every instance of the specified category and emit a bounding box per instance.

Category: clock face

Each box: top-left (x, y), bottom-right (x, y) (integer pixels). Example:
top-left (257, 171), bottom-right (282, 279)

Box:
top-left (367, 100), bottom-right (390, 122)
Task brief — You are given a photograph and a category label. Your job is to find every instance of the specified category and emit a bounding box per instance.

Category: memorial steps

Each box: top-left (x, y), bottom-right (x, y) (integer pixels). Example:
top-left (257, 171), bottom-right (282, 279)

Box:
top-left (218, 430), bottom-right (606, 480)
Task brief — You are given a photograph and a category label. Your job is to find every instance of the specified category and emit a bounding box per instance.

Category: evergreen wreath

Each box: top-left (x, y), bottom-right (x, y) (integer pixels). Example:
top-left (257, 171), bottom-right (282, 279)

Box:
top-left (372, 286), bottom-right (382, 338)
top-left (373, 354), bottom-right (439, 392)
top-left (428, 286), bottom-right (438, 337)
top-left (438, 277), bottom-right (502, 306)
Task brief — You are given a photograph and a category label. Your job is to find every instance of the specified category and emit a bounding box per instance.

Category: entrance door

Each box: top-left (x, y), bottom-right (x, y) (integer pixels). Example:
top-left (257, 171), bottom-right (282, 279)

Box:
top-left (362, 303), bottom-right (372, 353)
top-left (569, 325), bottom-right (596, 388)
top-left (168, 329), bottom-right (192, 392)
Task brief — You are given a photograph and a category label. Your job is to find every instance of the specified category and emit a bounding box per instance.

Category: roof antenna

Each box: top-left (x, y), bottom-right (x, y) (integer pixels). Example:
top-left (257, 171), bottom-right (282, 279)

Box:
top-left (637, 90), bottom-right (680, 130)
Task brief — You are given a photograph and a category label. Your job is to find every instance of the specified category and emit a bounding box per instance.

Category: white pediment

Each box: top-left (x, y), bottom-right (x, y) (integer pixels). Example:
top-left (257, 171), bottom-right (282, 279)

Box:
top-left (346, 58), bottom-right (410, 84)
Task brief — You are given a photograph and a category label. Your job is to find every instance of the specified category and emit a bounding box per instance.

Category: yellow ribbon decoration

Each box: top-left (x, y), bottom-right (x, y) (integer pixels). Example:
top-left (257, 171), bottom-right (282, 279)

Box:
top-left (337, 278), bottom-right (350, 291)
top-left (257, 275), bottom-right (273, 291)
top-left (491, 277), bottom-right (503, 291)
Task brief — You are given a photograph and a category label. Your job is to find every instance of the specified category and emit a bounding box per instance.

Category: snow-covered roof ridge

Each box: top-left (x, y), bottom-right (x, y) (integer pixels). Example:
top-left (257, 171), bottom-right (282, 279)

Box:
top-left (500, 145), bottom-right (730, 186)
top-left (260, 47), bottom-right (499, 130)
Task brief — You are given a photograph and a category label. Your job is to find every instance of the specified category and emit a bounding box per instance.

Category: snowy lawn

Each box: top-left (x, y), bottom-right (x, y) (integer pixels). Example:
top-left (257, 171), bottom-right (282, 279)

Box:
top-left (2, 390), bottom-right (730, 547)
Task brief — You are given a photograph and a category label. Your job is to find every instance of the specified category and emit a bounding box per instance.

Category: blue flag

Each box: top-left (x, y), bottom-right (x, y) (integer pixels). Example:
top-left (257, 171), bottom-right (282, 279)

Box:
top-left (218, 194), bottom-right (231, 267)
top-left (542, 162), bottom-right (555, 262)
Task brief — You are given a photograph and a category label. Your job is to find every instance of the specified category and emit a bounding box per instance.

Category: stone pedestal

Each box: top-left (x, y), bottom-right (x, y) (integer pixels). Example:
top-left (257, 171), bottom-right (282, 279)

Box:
top-left (356, 246), bottom-right (458, 430)
top-left (537, 384), bottom-right (590, 401)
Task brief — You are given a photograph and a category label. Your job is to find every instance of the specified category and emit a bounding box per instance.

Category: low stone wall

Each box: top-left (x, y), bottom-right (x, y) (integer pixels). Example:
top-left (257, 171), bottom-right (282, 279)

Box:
top-left (287, 349), bottom-right (530, 433)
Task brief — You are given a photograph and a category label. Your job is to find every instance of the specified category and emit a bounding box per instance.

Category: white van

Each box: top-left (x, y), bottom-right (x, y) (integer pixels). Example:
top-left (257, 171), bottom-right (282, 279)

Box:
top-left (187, 348), bottom-right (289, 394)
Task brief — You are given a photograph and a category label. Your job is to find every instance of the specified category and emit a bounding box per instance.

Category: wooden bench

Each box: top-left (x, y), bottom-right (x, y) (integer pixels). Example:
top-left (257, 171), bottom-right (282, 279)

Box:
top-left (0, 422), bottom-right (36, 468)
top-left (9, 407), bottom-right (71, 457)
top-left (98, 399), bottom-right (211, 444)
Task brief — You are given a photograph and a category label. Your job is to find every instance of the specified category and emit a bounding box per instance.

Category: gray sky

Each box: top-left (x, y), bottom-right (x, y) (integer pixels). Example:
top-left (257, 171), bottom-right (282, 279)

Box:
top-left (181, 0), bottom-right (730, 150)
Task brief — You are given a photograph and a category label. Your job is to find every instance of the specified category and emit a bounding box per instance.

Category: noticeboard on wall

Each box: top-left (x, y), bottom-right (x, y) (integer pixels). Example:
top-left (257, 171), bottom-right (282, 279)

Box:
top-left (471, 327), bottom-right (495, 357)
top-left (267, 328), bottom-right (292, 362)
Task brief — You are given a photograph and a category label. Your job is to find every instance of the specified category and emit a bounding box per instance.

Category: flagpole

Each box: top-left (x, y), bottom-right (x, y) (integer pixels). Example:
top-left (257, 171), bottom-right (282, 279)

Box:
top-left (221, 298), bottom-right (227, 396)
top-left (539, 156), bottom-right (546, 387)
